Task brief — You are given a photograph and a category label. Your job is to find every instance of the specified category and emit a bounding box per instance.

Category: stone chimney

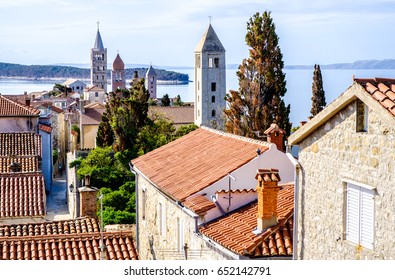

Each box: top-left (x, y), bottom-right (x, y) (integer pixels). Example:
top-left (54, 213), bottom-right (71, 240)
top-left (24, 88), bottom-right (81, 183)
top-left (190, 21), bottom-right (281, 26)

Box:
top-left (255, 168), bottom-right (281, 233)
top-left (78, 175), bottom-right (98, 218)
top-left (264, 123), bottom-right (286, 152)
top-left (9, 159), bottom-right (22, 173)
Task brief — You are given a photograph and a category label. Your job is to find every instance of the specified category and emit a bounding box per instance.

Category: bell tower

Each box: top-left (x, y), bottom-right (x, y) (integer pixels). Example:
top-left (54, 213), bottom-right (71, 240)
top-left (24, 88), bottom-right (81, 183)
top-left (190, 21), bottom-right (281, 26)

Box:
top-left (194, 23), bottom-right (226, 129)
top-left (90, 22), bottom-right (107, 93)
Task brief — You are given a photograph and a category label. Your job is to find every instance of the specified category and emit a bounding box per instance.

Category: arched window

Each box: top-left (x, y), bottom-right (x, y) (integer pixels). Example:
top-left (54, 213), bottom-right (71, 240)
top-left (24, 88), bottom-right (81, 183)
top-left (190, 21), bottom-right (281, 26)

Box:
top-left (211, 96), bottom-right (215, 103)
top-left (211, 110), bottom-right (216, 117)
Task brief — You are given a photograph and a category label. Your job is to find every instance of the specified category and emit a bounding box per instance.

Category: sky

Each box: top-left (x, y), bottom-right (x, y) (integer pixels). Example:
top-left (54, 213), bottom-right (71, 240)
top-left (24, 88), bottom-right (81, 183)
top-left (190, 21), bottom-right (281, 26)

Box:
top-left (0, 0), bottom-right (394, 67)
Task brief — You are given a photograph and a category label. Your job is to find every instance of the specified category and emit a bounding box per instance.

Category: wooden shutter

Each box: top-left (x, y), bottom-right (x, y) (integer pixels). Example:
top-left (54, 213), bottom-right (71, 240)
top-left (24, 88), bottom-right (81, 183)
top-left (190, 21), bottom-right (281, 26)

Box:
top-left (346, 184), bottom-right (360, 244)
top-left (360, 188), bottom-right (374, 249)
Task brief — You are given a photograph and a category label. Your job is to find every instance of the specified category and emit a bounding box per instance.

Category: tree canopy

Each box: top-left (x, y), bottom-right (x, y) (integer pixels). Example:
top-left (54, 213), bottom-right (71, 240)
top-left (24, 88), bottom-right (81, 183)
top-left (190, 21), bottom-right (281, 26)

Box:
top-left (310, 64), bottom-right (326, 116)
top-left (224, 11), bottom-right (291, 138)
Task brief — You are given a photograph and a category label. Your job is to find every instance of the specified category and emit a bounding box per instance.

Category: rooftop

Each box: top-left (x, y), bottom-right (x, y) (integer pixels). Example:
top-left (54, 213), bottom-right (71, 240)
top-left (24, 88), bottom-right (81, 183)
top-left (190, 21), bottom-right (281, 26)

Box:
top-left (195, 24), bottom-right (225, 52)
top-left (0, 95), bottom-right (40, 117)
top-left (132, 127), bottom-right (272, 202)
top-left (149, 106), bottom-right (194, 126)
top-left (0, 132), bottom-right (42, 158)
top-left (199, 184), bottom-right (294, 258)
top-left (81, 107), bottom-right (105, 125)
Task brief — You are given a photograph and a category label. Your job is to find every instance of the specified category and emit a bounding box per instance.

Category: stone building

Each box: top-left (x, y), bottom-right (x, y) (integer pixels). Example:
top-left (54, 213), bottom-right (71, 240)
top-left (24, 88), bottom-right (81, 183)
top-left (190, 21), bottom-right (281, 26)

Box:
top-left (63, 79), bottom-right (87, 95)
top-left (145, 64), bottom-right (157, 99)
top-left (288, 77), bottom-right (395, 259)
top-left (131, 126), bottom-right (294, 260)
top-left (90, 25), bottom-right (107, 92)
top-left (194, 24), bottom-right (226, 129)
top-left (111, 53), bottom-right (126, 92)
top-left (83, 85), bottom-right (106, 104)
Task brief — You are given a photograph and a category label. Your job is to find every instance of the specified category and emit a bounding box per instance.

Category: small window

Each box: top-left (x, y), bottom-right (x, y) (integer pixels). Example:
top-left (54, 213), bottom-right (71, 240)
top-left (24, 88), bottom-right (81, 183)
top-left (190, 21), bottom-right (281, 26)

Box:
top-left (211, 110), bottom-right (216, 117)
top-left (95, 92), bottom-right (99, 97)
top-left (196, 54), bottom-right (201, 68)
top-left (214, 58), bottom-right (219, 68)
top-left (208, 57), bottom-right (213, 68)
top-left (197, 81), bottom-right (200, 91)
top-left (177, 217), bottom-right (184, 252)
top-left (198, 109), bottom-right (200, 117)
top-left (356, 99), bottom-right (368, 132)
top-left (346, 182), bottom-right (374, 249)
top-left (211, 82), bottom-right (216, 92)
top-left (102, 75), bottom-right (104, 80)
top-left (142, 190), bottom-right (146, 220)
top-left (211, 95), bottom-right (216, 103)
top-left (158, 202), bottom-right (166, 236)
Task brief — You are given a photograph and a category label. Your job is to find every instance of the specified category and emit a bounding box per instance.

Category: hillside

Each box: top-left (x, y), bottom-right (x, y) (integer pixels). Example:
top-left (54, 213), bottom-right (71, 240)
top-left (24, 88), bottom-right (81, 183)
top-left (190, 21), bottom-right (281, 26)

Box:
top-left (0, 62), bottom-right (189, 82)
top-left (285, 59), bottom-right (395, 70)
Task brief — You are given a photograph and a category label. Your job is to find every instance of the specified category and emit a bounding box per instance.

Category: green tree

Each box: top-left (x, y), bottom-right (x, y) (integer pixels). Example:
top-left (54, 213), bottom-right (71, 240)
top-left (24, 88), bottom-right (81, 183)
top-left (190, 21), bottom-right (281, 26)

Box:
top-left (161, 94), bottom-right (171, 106)
top-left (310, 64), bottom-right (326, 116)
top-left (96, 108), bottom-right (114, 148)
top-left (106, 78), bottom-right (150, 152)
top-left (224, 11), bottom-right (291, 138)
top-left (174, 94), bottom-right (184, 106)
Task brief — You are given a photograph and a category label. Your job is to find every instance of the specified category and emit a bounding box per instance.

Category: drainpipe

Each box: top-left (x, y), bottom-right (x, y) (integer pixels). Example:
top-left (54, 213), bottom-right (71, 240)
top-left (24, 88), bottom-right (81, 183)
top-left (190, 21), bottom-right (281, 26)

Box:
top-left (287, 152), bottom-right (300, 260)
top-left (129, 162), bottom-right (139, 251)
top-left (181, 206), bottom-right (199, 233)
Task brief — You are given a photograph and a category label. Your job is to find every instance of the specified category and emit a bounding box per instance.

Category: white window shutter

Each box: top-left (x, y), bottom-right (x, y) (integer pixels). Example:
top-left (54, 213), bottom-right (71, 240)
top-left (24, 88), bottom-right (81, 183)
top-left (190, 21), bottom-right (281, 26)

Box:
top-left (346, 184), bottom-right (360, 245)
top-left (360, 188), bottom-right (374, 249)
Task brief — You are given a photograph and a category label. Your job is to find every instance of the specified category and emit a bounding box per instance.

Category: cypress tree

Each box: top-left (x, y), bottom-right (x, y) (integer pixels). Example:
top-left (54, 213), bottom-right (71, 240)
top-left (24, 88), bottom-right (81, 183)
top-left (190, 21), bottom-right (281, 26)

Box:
top-left (310, 64), bottom-right (326, 116)
top-left (224, 11), bottom-right (291, 138)
top-left (96, 108), bottom-right (114, 147)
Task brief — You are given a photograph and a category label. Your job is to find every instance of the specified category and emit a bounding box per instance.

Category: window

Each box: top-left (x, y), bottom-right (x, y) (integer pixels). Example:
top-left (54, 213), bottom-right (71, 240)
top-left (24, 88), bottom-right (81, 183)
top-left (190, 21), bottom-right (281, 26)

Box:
top-left (208, 57), bottom-right (213, 68)
top-left (211, 110), bottom-right (216, 117)
top-left (177, 217), bottom-right (184, 252)
top-left (158, 202), bottom-right (166, 236)
top-left (95, 92), bottom-right (99, 97)
top-left (141, 190), bottom-right (146, 220)
top-left (211, 82), bottom-right (216, 92)
top-left (356, 99), bottom-right (368, 132)
top-left (346, 182), bottom-right (374, 249)
top-left (214, 58), bottom-right (219, 68)
top-left (211, 95), bottom-right (216, 103)
top-left (195, 54), bottom-right (201, 68)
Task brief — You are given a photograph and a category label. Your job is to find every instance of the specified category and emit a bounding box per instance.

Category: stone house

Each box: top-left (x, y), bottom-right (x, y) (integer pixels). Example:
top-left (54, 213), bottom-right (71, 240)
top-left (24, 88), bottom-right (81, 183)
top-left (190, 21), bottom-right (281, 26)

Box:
top-left (83, 85), bottom-right (106, 105)
top-left (79, 106), bottom-right (105, 149)
top-left (63, 79), bottom-right (87, 95)
top-left (131, 126), bottom-right (294, 260)
top-left (288, 77), bottom-right (395, 259)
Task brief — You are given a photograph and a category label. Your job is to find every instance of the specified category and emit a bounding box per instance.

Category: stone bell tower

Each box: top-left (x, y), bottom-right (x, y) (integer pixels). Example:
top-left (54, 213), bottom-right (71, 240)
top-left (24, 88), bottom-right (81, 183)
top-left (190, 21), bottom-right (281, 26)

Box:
top-left (194, 23), bottom-right (226, 129)
top-left (90, 22), bottom-right (107, 93)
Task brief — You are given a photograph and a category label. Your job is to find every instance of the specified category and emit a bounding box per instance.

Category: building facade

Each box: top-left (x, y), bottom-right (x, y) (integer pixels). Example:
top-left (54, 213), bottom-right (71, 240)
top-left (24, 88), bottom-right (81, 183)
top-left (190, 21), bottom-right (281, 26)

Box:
top-left (194, 24), bottom-right (226, 129)
top-left (90, 26), bottom-right (107, 92)
top-left (288, 78), bottom-right (395, 259)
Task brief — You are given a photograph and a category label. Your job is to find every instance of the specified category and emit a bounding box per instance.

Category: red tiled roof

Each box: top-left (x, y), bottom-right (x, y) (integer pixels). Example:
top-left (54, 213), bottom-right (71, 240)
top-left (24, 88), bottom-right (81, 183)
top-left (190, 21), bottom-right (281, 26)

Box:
top-left (0, 231), bottom-right (138, 260)
top-left (0, 156), bottom-right (38, 173)
top-left (34, 102), bottom-right (64, 114)
top-left (132, 127), bottom-right (271, 202)
top-left (0, 173), bottom-right (45, 218)
top-left (0, 217), bottom-right (100, 237)
top-left (184, 195), bottom-right (216, 215)
top-left (354, 77), bottom-right (395, 116)
top-left (216, 189), bottom-right (255, 195)
top-left (0, 132), bottom-right (42, 158)
top-left (149, 106), bottom-right (194, 125)
top-left (39, 124), bottom-right (52, 133)
top-left (0, 95), bottom-right (40, 116)
top-left (199, 185), bottom-right (294, 258)
top-left (81, 108), bottom-right (105, 125)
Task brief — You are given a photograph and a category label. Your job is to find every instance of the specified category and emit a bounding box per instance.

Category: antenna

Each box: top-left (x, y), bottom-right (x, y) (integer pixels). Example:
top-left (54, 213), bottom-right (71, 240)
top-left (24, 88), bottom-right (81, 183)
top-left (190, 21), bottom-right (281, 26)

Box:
top-left (208, 15), bottom-right (212, 24)
top-left (97, 20), bottom-right (100, 30)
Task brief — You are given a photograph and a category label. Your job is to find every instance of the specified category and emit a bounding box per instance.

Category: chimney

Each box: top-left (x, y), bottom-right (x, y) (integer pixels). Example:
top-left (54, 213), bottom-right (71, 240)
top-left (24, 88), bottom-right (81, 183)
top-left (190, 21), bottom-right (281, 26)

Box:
top-left (9, 160), bottom-right (22, 173)
top-left (254, 168), bottom-right (281, 233)
top-left (264, 123), bottom-right (286, 152)
top-left (78, 174), bottom-right (98, 218)
top-left (300, 121), bottom-right (307, 127)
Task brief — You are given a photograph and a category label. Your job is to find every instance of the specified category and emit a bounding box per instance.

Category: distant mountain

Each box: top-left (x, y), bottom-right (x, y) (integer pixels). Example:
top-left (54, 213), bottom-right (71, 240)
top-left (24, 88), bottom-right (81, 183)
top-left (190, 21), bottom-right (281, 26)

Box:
top-left (285, 59), bottom-right (395, 70)
top-left (0, 62), bottom-right (189, 82)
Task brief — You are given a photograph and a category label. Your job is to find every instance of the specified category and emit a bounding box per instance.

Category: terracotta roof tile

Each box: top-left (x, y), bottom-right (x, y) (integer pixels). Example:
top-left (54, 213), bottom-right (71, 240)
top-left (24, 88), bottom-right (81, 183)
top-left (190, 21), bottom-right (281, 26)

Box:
top-left (184, 195), bottom-right (216, 215)
top-left (0, 173), bottom-right (45, 218)
top-left (81, 108), bottom-right (105, 125)
top-left (0, 156), bottom-right (38, 173)
top-left (0, 132), bottom-right (42, 158)
top-left (0, 232), bottom-right (138, 260)
top-left (149, 106), bottom-right (194, 125)
top-left (354, 78), bottom-right (395, 116)
top-left (39, 124), bottom-right (52, 133)
top-left (132, 127), bottom-right (272, 202)
top-left (199, 185), bottom-right (294, 258)
top-left (33, 102), bottom-right (64, 114)
top-left (0, 95), bottom-right (40, 116)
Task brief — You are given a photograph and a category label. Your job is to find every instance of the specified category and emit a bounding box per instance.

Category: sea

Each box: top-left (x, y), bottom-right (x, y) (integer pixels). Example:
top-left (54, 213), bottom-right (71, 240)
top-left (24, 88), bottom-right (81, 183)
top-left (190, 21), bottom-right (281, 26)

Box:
top-left (1, 68), bottom-right (395, 126)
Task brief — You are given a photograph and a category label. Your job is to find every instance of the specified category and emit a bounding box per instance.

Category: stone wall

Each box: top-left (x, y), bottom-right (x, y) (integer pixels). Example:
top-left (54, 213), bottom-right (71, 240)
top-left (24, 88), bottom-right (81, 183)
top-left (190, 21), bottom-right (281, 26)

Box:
top-left (296, 100), bottom-right (395, 259)
top-left (137, 175), bottom-right (232, 260)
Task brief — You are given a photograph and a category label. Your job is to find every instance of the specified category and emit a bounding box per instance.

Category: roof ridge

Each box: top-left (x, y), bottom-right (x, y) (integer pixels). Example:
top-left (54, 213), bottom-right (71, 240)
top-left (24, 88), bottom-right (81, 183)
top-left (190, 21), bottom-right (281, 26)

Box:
top-left (0, 95), bottom-right (40, 116)
top-left (201, 126), bottom-right (272, 148)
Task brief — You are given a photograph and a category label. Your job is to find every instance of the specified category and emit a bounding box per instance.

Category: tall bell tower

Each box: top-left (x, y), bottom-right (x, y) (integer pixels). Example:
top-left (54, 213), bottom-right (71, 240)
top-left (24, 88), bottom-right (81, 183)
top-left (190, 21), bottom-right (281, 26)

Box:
top-left (194, 23), bottom-right (226, 129)
top-left (90, 22), bottom-right (107, 93)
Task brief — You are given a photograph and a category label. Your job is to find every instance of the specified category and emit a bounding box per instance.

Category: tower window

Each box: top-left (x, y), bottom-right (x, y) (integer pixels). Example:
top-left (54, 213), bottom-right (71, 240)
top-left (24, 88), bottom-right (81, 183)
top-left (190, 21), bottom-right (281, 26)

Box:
top-left (356, 99), bottom-right (368, 132)
top-left (209, 58), bottom-right (213, 68)
top-left (214, 58), bottom-right (219, 68)
top-left (211, 83), bottom-right (216, 91)
top-left (196, 55), bottom-right (201, 68)
top-left (211, 110), bottom-right (216, 117)
top-left (211, 96), bottom-right (216, 103)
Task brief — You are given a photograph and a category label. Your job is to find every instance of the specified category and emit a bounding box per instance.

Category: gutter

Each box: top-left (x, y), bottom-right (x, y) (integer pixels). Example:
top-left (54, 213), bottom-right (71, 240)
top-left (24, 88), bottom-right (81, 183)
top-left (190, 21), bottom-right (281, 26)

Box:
top-left (286, 152), bottom-right (300, 260)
